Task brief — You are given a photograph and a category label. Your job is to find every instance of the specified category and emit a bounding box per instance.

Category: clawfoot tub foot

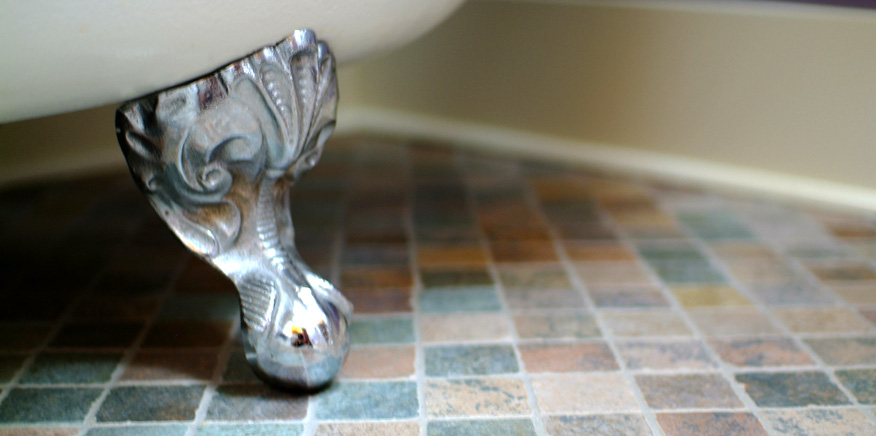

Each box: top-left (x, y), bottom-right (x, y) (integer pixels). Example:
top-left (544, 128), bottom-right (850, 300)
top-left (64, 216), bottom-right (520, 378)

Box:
top-left (115, 30), bottom-right (352, 389)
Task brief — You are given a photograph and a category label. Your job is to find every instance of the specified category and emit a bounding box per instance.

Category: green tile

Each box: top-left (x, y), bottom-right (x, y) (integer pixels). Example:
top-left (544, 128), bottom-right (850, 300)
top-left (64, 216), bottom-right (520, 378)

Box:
top-left (425, 345), bottom-right (519, 377)
top-left (85, 425), bottom-right (189, 436)
top-left (206, 384), bottom-right (307, 421)
top-left (0, 355), bottom-right (26, 382)
top-left (677, 212), bottom-right (754, 240)
top-left (420, 288), bottom-right (502, 313)
top-left (637, 244), bottom-right (709, 262)
top-left (836, 369), bottom-right (876, 404)
top-left (316, 381), bottom-right (418, 420)
top-left (428, 419), bottom-right (536, 436)
top-left (20, 352), bottom-right (122, 385)
top-left (648, 261), bottom-right (726, 285)
top-left (156, 294), bottom-right (239, 320)
top-left (0, 387), bottom-right (102, 423)
top-left (350, 317), bottom-right (414, 345)
top-left (97, 385), bottom-right (206, 422)
top-left (736, 372), bottom-right (850, 407)
top-left (196, 424), bottom-right (303, 436)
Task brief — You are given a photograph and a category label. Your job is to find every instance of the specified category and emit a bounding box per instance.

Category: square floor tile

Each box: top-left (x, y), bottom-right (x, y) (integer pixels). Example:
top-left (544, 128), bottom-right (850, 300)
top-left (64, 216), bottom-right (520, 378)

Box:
top-left (748, 281), bottom-right (835, 306)
top-left (835, 369), bottom-right (876, 404)
top-left (657, 412), bottom-right (768, 436)
top-left (763, 409), bottom-right (876, 436)
top-left (427, 419), bottom-right (536, 436)
top-left (601, 311), bottom-right (693, 338)
top-left (531, 373), bottom-right (638, 414)
top-left (519, 341), bottom-right (618, 372)
top-left (805, 336), bottom-right (876, 365)
top-left (647, 260), bottom-right (727, 285)
top-left (206, 384), bottom-right (307, 421)
top-left (832, 284), bottom-right (876, 305)
top-left (339, 346), bottom-right (415, 379)
top-left (97, 385), bottom-right (206, 421)
top-left (421, 268), bottom-right (493, 289)
top-left (503, 288), bottom-right (585, 310)
top-left (543, 414), bottom-right (652, 436)
top-left (50, 321), bottom-right (143, 349)
top-left (141, 321), bottom-right (230, 348)
top-left (341, 243), bottom-right (409, 267)
top-left (316, 381), bottom-right (417, 420)
top-left (419, 288), bottom-right (502, 313)
top-left (773, 308), bottom-right (873, 334)
top-left (513, 312), bottom-right (600, 339)
top-left (807, 262), bottom-right (876, 283)
top-left (85, 425), bottom-right (189, 436)
top-left (677, 212), bottom-right (754, 240)
top-left (589, 286), bottom-right (669, 308)
top-left (195, 424), bottom-right (303, 436)
top-left (0, 388), bottom-right (102, 423)
top-left (350, 317), bottom-right (414, 345)
top-left (20, 352), bottom-right (122, 384)
top-left (735, 372), bottom-right (850, 407)
top-left (617, 340), bottom-right (716, 370)
top-left (418, 245), bottom-right (487, 267)
top-left (425, 344), bottom-right (518, 377)
top-left (221, 351), bottom-right (260, 383)
top-left (496, 264), bottom-right (572, 290)
top-left (315, 422), bottom-right (419, 436)
top-left (421, 313), bottom-right (511, 343)
top-left (426, 378), bottom-right (530, 417)
top-left (671, 285), bottom-right (752, 308)
top-left (636, 374), bottom-right (743, 409)
top-left (340, 267), bottom-right (413, 289)
top-left (564, 242), bottom-right (637, 262)
top-left (687, 308), bottom-right (780, 336)
top-left (722, 260), bottom-right (797, 285)
top-left (122, 350), bottom-right (218, 381)
top-left (490, 241), bottom-right (559, 263)
top-left (708, 337), bottom-right (813, 368)
top-left (575, 262), bottom-right (655, 287)
top-left (344, 287), bottom-right (412, 314)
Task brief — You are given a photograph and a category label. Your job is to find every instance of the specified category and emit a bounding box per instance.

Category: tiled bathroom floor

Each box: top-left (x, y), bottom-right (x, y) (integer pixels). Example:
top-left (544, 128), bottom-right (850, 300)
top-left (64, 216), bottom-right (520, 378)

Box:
top-left (1, 136), bottom-right (876, 436)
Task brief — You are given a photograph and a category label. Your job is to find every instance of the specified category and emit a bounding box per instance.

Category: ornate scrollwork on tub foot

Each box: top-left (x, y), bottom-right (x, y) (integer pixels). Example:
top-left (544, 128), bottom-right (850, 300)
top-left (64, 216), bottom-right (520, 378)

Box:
top-left (116, 29), bottom-right (352, 389)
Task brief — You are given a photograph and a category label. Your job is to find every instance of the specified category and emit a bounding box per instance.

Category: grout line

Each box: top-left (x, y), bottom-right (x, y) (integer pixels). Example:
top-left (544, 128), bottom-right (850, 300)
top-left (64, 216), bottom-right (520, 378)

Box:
top-left (463, 154), bottom-right (549, 436)
top-left (520, 172), bottom-right (667, 436)
top-left (639, 187), bottom-right (782, 436)
top-left (184, 316), bottom-right (239, 436)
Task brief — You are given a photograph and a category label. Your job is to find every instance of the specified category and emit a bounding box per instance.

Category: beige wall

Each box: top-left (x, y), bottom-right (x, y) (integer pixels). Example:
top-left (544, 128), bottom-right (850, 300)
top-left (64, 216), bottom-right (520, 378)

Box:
top-left (3, 0), bottom-right (875, 192)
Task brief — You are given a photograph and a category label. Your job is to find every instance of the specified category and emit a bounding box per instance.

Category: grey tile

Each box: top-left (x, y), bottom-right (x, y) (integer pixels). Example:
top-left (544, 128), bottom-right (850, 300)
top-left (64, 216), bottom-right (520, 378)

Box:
top-left (0, 387), bottom-right (102, 423)
top-left (316, 381), bottom-right (418, 420)
top-left (97, 385), bottom-right (206, 422)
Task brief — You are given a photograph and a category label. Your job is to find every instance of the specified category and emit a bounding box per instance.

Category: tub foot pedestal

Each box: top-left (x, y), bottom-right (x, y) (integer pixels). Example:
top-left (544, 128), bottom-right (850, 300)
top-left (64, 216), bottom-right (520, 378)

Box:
top-left (115, 29), bottom-right (352, 390)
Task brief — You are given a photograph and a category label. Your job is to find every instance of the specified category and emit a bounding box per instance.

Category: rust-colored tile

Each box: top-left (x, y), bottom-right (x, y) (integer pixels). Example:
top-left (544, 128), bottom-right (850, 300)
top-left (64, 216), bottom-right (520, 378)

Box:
top-left (637, 374), bottom-right (743, 410)
top-left (340, 267), bottom-right (413, 289)
top-left (658, 412), bottom-right (768, 436)
top-left (339, 346), bottom-right (415, 379)
top-left (504, 288), bottom-right (586, 310)
top-left (345, 287), bottom-right (412, 314)
top-left (617, 340), bottom-right (716, 370)
top-left (421, 313), bottom-right (511, 343)
top-left (122, 350), bottom-right (218, 381)
top-left (832, 284), bottom-right (876, 305)
top-left (315, 422), bottom-right (419, 436)
top-left (709, 337), bottom-right (814, 368)
top-left (532, 373), bottom-right (638, 414)
top-left (483, 225), bottom-right (552, 241)
top-left (564, 242), bottom-right (636, 262)
top-left (418, 245), bottom-right (488, 267)
top-left (490, 240), bottom-right (558, 263)
top-left (807, 262), bottom-right (876, 283)
top-left (723, 260), bottom-right (797, 285)
top-left (425, 378), bottom-right (530, 417)
top-left (709, 242), bottom-right (778, 261)
top-left (519, 341), bottom-right (618, 372)
top-left (774, 308), bottom-right (874, 334)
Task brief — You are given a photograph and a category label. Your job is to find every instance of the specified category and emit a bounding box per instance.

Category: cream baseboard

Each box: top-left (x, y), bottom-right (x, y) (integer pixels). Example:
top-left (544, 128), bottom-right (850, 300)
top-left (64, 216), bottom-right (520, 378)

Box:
top-left (337, 107), bottom-right (876, 212)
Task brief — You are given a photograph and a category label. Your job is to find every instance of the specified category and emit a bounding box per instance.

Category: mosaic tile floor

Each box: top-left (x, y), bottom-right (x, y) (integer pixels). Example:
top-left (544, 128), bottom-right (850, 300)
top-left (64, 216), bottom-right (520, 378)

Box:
top-left (2, 136), bottom-right (876, 436)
